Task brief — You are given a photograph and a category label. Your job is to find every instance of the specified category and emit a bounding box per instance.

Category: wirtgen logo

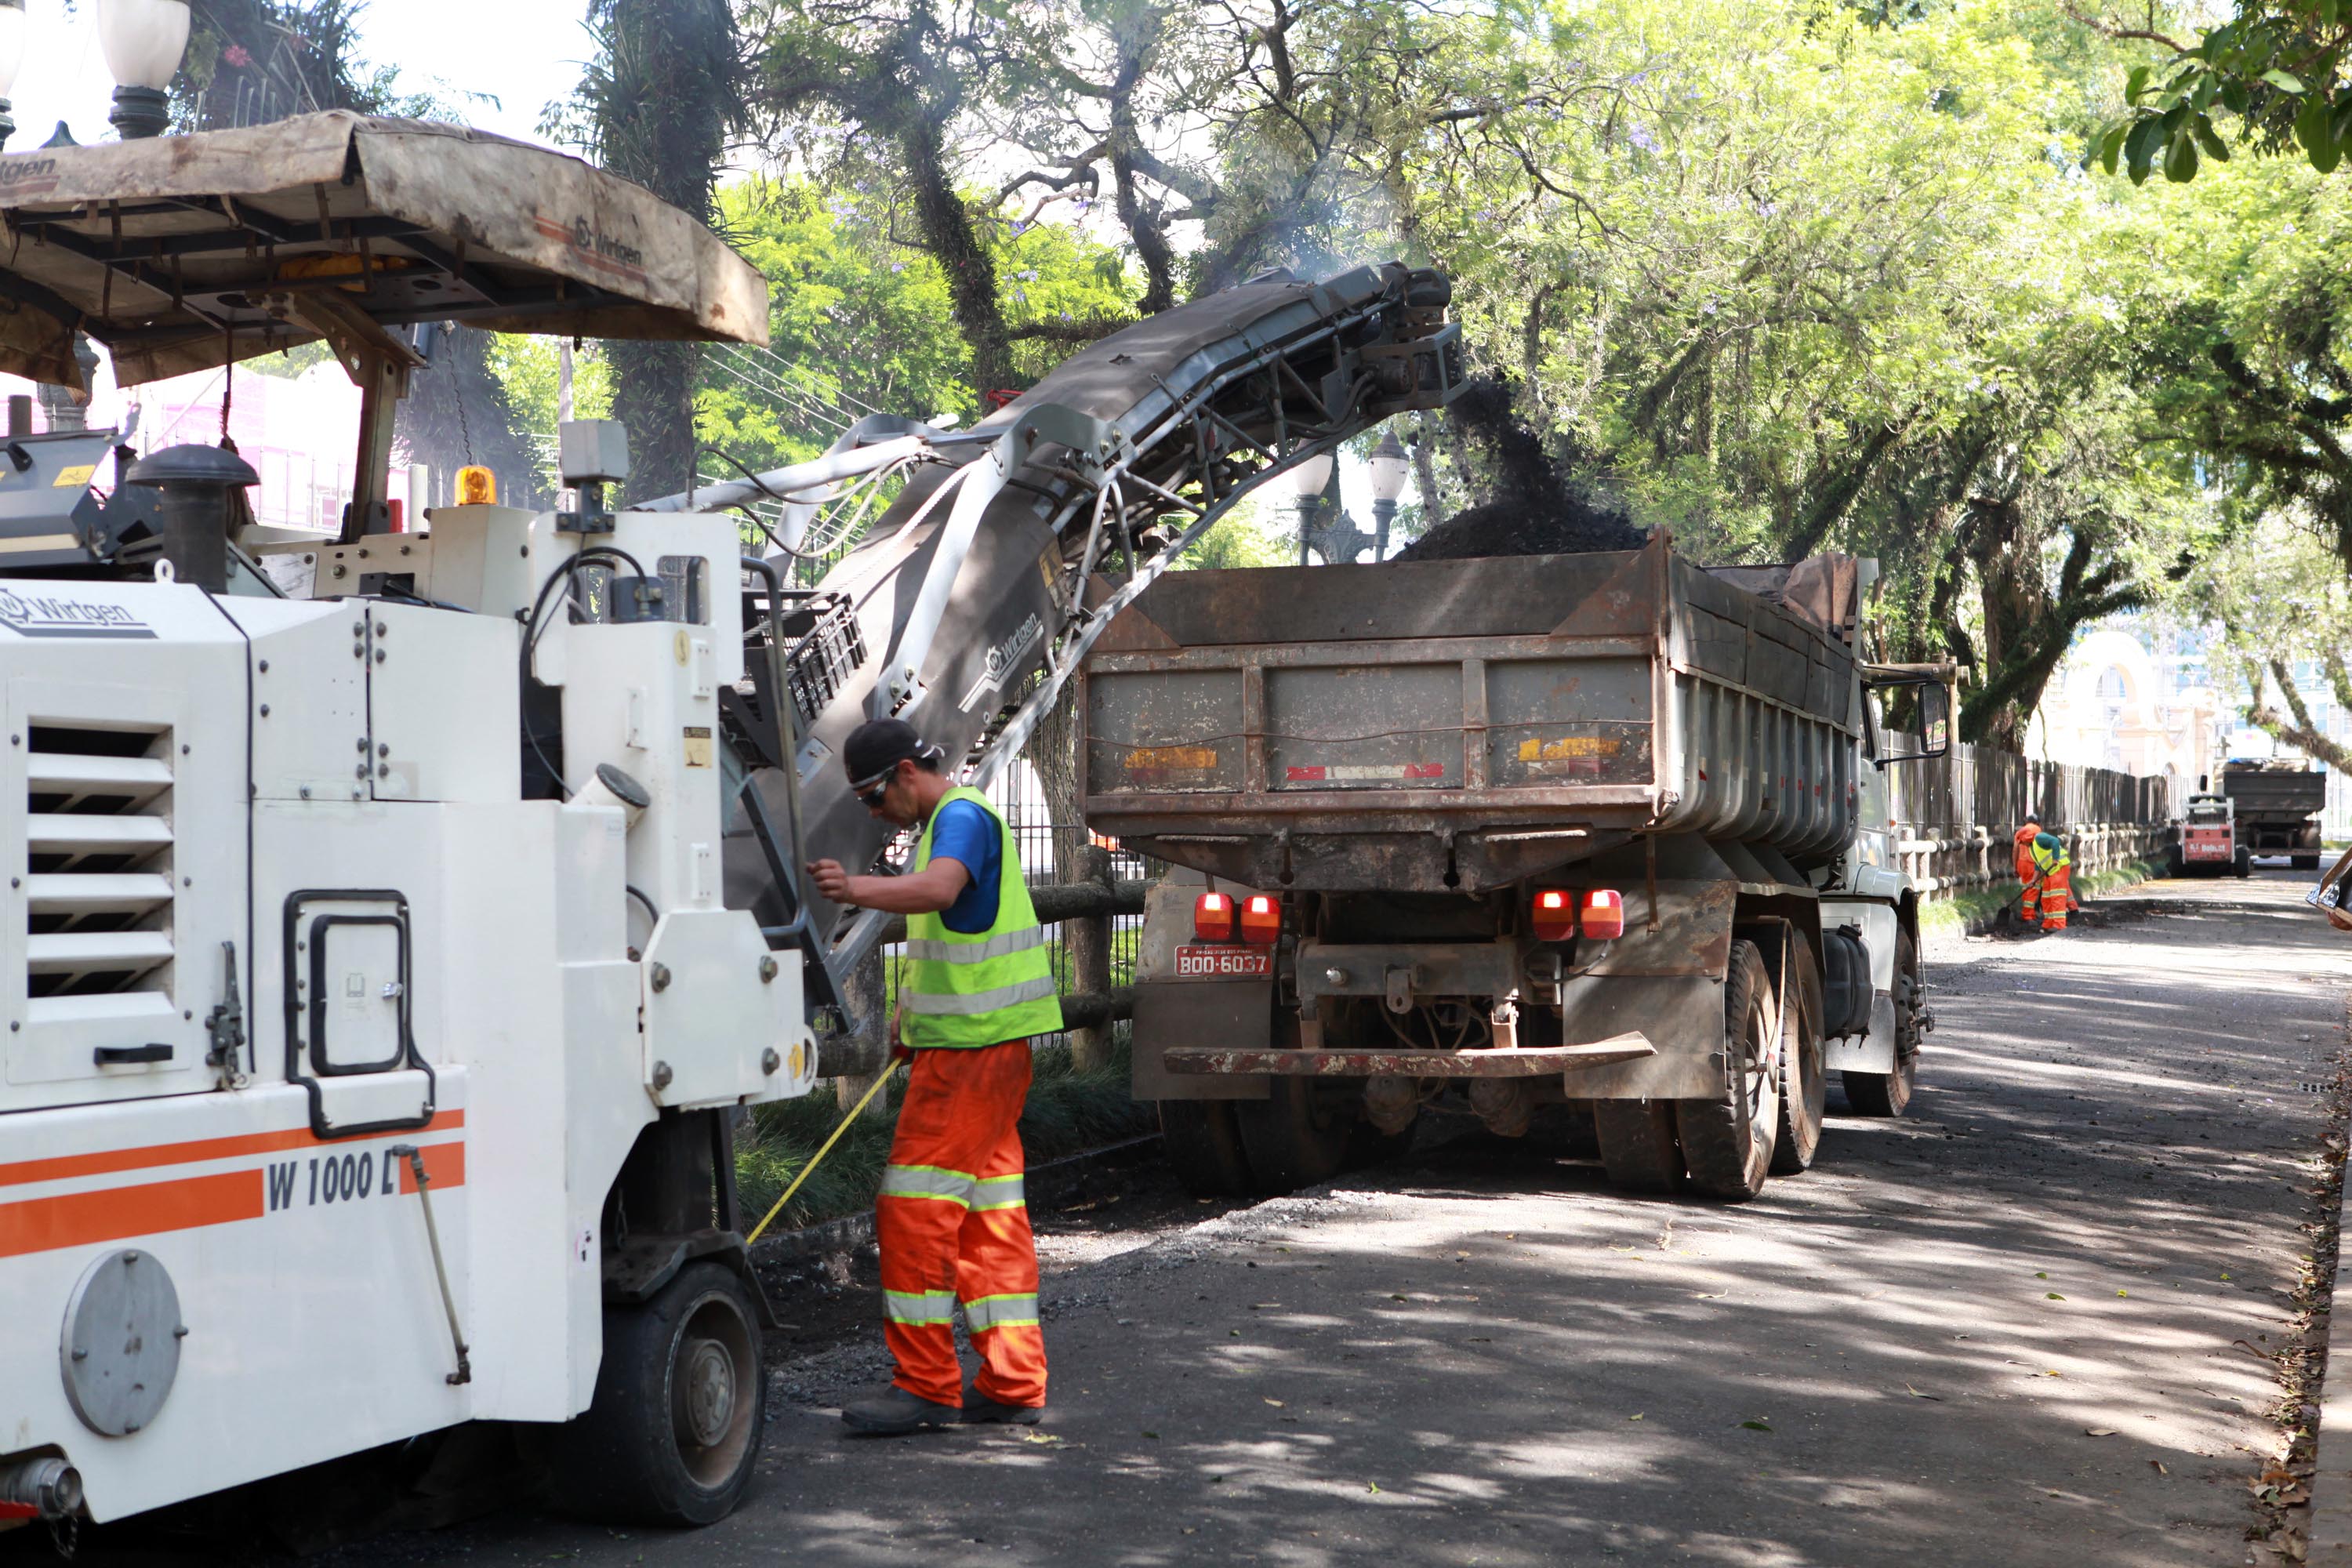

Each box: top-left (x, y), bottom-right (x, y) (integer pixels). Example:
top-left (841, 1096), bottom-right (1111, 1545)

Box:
top-left (0, 587), bottom-right (154, 640)
top-left (958, 614), bottom-right (1044, 712)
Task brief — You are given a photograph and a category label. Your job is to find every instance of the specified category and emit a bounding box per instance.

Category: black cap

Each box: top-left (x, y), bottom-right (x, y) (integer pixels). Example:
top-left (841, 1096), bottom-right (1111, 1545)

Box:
top-left (844, 718), bottom-right (944, 790)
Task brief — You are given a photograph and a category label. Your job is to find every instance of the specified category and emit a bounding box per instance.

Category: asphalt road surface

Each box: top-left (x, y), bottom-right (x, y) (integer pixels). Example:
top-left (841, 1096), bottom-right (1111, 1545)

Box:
top-left (26, 869), bottom-right (2351, 1568)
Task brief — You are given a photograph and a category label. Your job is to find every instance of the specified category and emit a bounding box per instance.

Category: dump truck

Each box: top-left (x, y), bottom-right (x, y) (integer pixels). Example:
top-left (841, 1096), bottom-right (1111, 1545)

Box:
top-left (1083, 537), bottom-right (1950, 1201)
top-left (2221, 760), bottom-right (2326, 869)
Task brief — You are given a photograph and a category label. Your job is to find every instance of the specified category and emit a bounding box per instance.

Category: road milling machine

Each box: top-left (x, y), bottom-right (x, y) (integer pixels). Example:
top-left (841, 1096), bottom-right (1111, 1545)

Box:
top-left (0, 112), bottom-right (1468, 1536)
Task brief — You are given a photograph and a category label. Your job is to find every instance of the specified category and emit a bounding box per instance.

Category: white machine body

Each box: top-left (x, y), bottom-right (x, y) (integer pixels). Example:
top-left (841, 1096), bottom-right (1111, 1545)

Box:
top-left (0, 506), bottom-right (816, 1521)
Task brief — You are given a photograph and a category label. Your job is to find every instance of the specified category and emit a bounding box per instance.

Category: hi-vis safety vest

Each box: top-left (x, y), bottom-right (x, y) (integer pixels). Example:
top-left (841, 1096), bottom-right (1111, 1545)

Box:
top-left (902, 786), bottom-right (1065, 1048)
top-left (2031, 833), bottom-right (2071, 876)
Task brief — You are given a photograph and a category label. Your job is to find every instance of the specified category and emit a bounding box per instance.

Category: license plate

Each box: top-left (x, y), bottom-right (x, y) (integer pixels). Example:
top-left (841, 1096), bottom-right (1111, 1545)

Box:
top-left (1174, 946), bottom-right (1272, 979)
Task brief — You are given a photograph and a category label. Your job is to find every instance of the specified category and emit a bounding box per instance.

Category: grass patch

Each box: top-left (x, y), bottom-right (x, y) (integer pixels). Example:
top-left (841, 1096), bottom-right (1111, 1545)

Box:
top-left (735, 1028), bottom-right (1155, 1235)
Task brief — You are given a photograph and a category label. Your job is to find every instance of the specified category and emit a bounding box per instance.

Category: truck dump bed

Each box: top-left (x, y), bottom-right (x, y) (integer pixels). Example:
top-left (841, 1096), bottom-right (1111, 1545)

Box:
top-left (1080, 535), bottom-right (1861, 893)
top-left (2223, 767), bottom-right (2326, 823)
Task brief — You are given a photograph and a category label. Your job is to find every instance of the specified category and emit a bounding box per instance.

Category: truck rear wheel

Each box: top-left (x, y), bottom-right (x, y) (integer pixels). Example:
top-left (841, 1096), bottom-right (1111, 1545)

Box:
top-left (1770, 940), bottom-right (1828, 1175)
top-left (1594, 1101), bottom-right (1683, 1194)
top-left (1157, 1099), bottom-right (1257, 1198)
top-left (1236, 1077), bottom-right (1354, 1192)
top-left (1677, 939), bottom-right (1780, 1202)
top-left (2296, 854), bottom-right (2321, 871)
top-left (546, 1261), bottom-right (764, 1526)
top-left (1845, 928), bottom-right (1921, 1118)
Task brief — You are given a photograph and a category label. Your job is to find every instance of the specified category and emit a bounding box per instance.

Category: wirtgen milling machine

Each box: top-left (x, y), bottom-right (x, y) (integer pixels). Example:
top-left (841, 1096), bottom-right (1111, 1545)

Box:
top-left (0, 114), bottom-right (1462, 1533)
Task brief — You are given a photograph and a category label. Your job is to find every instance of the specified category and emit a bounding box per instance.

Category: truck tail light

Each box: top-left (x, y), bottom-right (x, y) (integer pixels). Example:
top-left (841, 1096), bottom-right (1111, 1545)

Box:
top-left (1193, 891), bottom-right (1236, 943)
top-left (1239, 895), bottom-right (1283, 945)
top-left (1532, 889), bottom-right (1576, 942)
top-left (1581, 889), bottom-right (1626, 942)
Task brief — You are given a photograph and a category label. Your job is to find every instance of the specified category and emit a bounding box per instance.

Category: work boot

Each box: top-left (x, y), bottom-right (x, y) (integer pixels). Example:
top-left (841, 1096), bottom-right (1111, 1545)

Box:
top-left (963, 1386), bottom-right (1045, 1426)
top-left (840, 1385), bottom-right (961, 1436)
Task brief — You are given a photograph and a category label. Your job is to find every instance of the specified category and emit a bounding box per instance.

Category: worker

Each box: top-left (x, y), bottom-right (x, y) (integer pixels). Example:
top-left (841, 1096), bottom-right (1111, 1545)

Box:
top-left (2031, 829), bottom-right (2073, 932)
top-left (2013, 816), bottom-right (2045, 927)
top-left (807, 718), bottom-right (1063, 1436)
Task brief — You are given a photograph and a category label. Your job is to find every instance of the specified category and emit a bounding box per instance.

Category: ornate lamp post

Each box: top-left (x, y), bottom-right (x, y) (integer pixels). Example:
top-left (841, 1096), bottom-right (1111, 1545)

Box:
top-left (98, 0), bottom-right (191, 141)
top-left (1288, 450), bottom-right (1334, 567)
top-left (1367, 429), bottom-right (1411, 560)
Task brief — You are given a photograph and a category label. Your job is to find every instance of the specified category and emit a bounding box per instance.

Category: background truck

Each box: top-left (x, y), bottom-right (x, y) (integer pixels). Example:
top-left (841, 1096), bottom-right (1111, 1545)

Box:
top-left (1081, 537), bottom-right (1948, 1202)
top-left (2168, 793), bottom-right (2250, 877)
top-left (2220, 760), bottom-right (2326, 869)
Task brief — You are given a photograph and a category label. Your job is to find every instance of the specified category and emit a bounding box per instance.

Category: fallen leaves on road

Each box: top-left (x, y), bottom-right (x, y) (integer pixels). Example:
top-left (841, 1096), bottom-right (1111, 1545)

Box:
top-left (1739, 1420), bottom-right (1774, 1432)
top-left (2085, 1428), bottom-right (2116, 1437)
top-left (1264, 1399), bottom-right (1285, 1408)
top-left (1628, 1414), bottom-right (1644, 1421)
top-left (1021, 1432), bottom-right (1063, 1446)
top-left (2151, 1460), bottom-right (2169, 1475)
top-left (2045, 1292), bottom-right (2067, 1301)
top-left (1904, 1385), bottom-right (1942, 1401)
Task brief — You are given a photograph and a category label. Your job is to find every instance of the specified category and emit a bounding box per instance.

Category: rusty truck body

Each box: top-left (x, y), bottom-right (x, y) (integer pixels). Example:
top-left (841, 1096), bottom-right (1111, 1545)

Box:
top-left (2220, 760), bottom-right (2327, 869)
top-left (1080, 533), bottom-right (1948, 1201)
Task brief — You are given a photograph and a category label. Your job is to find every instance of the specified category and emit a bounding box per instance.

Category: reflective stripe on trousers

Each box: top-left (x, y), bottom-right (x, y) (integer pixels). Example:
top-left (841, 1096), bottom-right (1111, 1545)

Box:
top-left (875, 1041), bottom-right (1047, 1409)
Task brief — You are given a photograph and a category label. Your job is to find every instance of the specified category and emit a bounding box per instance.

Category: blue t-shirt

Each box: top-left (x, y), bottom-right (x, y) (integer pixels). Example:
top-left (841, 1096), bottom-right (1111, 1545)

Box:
top-left (925, 799), bottom-right (1004, 935)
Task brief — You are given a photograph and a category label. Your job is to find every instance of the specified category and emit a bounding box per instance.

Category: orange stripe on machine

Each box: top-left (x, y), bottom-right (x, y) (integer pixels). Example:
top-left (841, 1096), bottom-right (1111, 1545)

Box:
top-left (0, 1110), bottom-right (467, 1189)
top-left (0, 1139), bottom-right (466, 1258)
top-left (0, 1169), bottom-right (263, 1258)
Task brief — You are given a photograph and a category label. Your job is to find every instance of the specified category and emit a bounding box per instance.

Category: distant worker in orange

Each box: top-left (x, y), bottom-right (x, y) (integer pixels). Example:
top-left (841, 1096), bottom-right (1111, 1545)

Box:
top-left (2014, 815), bottom-right (2046, 928)
top-left (2031, 829), bottom-right (2073, 932)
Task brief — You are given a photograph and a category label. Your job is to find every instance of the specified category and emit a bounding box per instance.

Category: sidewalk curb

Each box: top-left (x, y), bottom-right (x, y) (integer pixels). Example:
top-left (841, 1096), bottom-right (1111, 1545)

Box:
top-left (2307, 1129), bottom-right (2351, 1563)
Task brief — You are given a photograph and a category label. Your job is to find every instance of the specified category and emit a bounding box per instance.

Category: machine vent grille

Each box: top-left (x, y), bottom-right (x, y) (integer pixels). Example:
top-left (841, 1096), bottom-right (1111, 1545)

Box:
top-left (24, 722), bottom-right (176, 1000)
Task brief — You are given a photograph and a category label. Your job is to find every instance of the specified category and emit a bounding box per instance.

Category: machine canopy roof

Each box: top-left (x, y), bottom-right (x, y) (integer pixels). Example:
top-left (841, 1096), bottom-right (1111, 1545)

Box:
top-left (0, 111), bottom-right (770, 390)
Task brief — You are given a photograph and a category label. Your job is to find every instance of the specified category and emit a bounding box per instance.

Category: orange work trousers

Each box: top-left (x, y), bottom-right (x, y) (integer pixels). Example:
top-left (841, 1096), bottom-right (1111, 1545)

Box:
top-left (2040, 865), bottom-right (2071, 931)
top-left (876, 1040), bottom-right (1046, 1409)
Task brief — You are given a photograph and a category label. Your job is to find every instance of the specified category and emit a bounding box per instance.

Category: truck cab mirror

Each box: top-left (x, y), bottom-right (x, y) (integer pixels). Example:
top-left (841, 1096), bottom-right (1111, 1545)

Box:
top-left (1865, 669), bottom-right (1953, 767)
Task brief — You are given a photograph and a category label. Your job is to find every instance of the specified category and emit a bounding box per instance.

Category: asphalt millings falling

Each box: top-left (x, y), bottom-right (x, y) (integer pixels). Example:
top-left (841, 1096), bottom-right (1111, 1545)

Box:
top-left (1397, 379), bottom-right (1648, 561)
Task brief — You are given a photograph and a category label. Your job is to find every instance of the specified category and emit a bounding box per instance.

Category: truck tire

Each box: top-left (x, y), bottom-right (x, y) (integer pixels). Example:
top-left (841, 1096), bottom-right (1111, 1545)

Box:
top-left (1845, 928), bottom-right (1922, 1118)
top-left (1594, 1101), bottom-right (1683, 1194)
top-left (1676, 939), bottom-right (1780, 1202)
top-left (2236, 848), bottom-right (2252, 879)
top-left (546, 1261), bottom-right (764, 1526)
top-left (2296, 855), bottom-right (2321, 871)
top-left (1236, 1077), bottom-right (1353, 1193)
top-left (1158, 1099), bottom-right (1258, 1197)
top-left (1770, 940), bottom-right (1828, 1175)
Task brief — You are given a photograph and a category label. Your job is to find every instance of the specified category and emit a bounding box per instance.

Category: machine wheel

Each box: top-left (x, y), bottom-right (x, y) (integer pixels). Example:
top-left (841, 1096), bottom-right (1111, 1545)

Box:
top-left (1236, 1076), bottom-right (1354, 1193)
top-left (1676, 939), bottom-right (1780, 1202)
top-left (1845, 928), bottom-right (1922, 1118)
top-left (1769, 940), bottom-right (1828, 1175)
top-left (1157, 1099), bottom-right (1258, 1198)
top-left (1594, 1101), bottom-right (1683, 1194)
top-left (2165, 844), bottom-right (2185, 877)
top-left (546, 1261), bottom-right (764, 1527)
top-left (2296, 855), bottom-right (2322, 871)
top-left (2236, 848), bottom-right (2252, 878)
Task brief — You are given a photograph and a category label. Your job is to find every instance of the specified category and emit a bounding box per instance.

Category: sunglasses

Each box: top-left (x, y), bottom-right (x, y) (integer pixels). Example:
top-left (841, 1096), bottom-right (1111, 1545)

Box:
top-left (855, 774), bottom-right (895, 809)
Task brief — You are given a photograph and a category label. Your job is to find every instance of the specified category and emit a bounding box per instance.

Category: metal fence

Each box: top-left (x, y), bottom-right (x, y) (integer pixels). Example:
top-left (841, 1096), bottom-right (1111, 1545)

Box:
top-left (1871, 738), bottom-right (2174, 898)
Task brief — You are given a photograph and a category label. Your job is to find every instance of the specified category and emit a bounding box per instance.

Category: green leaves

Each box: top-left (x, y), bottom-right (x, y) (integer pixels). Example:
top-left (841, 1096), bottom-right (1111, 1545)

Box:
top-left (2260, 67), bottom-right (2307, 93)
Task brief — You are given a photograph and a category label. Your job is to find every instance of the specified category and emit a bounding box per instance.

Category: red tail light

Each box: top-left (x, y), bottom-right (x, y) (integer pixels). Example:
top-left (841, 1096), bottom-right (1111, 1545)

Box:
top-left (1193, 891), bottom-right (1236, 943)
top-left (1532, 888), bottom-right (1576, 943)
top-left (1581, 888), bottom-right (1626, 942)
top-left (1239, 895), bottom-right (1283, 945)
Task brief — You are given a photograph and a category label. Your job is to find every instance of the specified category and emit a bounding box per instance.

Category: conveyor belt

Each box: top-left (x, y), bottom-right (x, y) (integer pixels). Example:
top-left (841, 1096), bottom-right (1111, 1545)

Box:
top-left (708, 262), bottom-right (1464, 1012)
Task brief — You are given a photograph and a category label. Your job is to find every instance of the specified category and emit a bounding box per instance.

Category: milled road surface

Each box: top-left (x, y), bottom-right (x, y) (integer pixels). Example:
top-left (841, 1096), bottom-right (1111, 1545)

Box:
top-left (27, 871), bottom-right (2352, 1568)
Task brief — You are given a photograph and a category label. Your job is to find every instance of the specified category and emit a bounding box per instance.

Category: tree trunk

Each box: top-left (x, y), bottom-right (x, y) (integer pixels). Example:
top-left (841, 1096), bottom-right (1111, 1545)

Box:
top-left (586, 0), bottom-right (739, 501)
top-left (904, 110), bottom-right (1017, 396)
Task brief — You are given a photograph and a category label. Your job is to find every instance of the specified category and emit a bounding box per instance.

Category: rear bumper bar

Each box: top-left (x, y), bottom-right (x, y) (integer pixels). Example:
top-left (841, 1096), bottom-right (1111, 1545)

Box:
top-left (1160, 1033), bottom-right (1654, 1077)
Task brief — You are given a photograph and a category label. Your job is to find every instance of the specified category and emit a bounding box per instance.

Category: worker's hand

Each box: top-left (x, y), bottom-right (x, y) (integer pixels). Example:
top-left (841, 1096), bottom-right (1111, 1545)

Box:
top-left (807, 858), bottom-right (854, 905)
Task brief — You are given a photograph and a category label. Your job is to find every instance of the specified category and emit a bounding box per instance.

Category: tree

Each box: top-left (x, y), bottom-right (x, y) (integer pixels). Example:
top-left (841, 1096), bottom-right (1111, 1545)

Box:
top-left (169, 0), bottom-right (453, 129)
top-left (561, 0), bottom-right (744, 503)
top-left (2188, 515), bottom-right (2352, 768)
top-left (2082, 0), bottom-right (2352, 183)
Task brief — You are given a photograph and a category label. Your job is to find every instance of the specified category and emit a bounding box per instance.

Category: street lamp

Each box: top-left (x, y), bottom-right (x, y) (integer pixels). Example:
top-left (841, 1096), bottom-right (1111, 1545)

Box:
top-left (1367, 429), bottom-right (1411, 561)
top-left (99, 0), bottom-right (191, 141)
top-left (0, 1), bottom-right (25, 152)
top-left (1287, 450), bottom-right (1334, 567)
